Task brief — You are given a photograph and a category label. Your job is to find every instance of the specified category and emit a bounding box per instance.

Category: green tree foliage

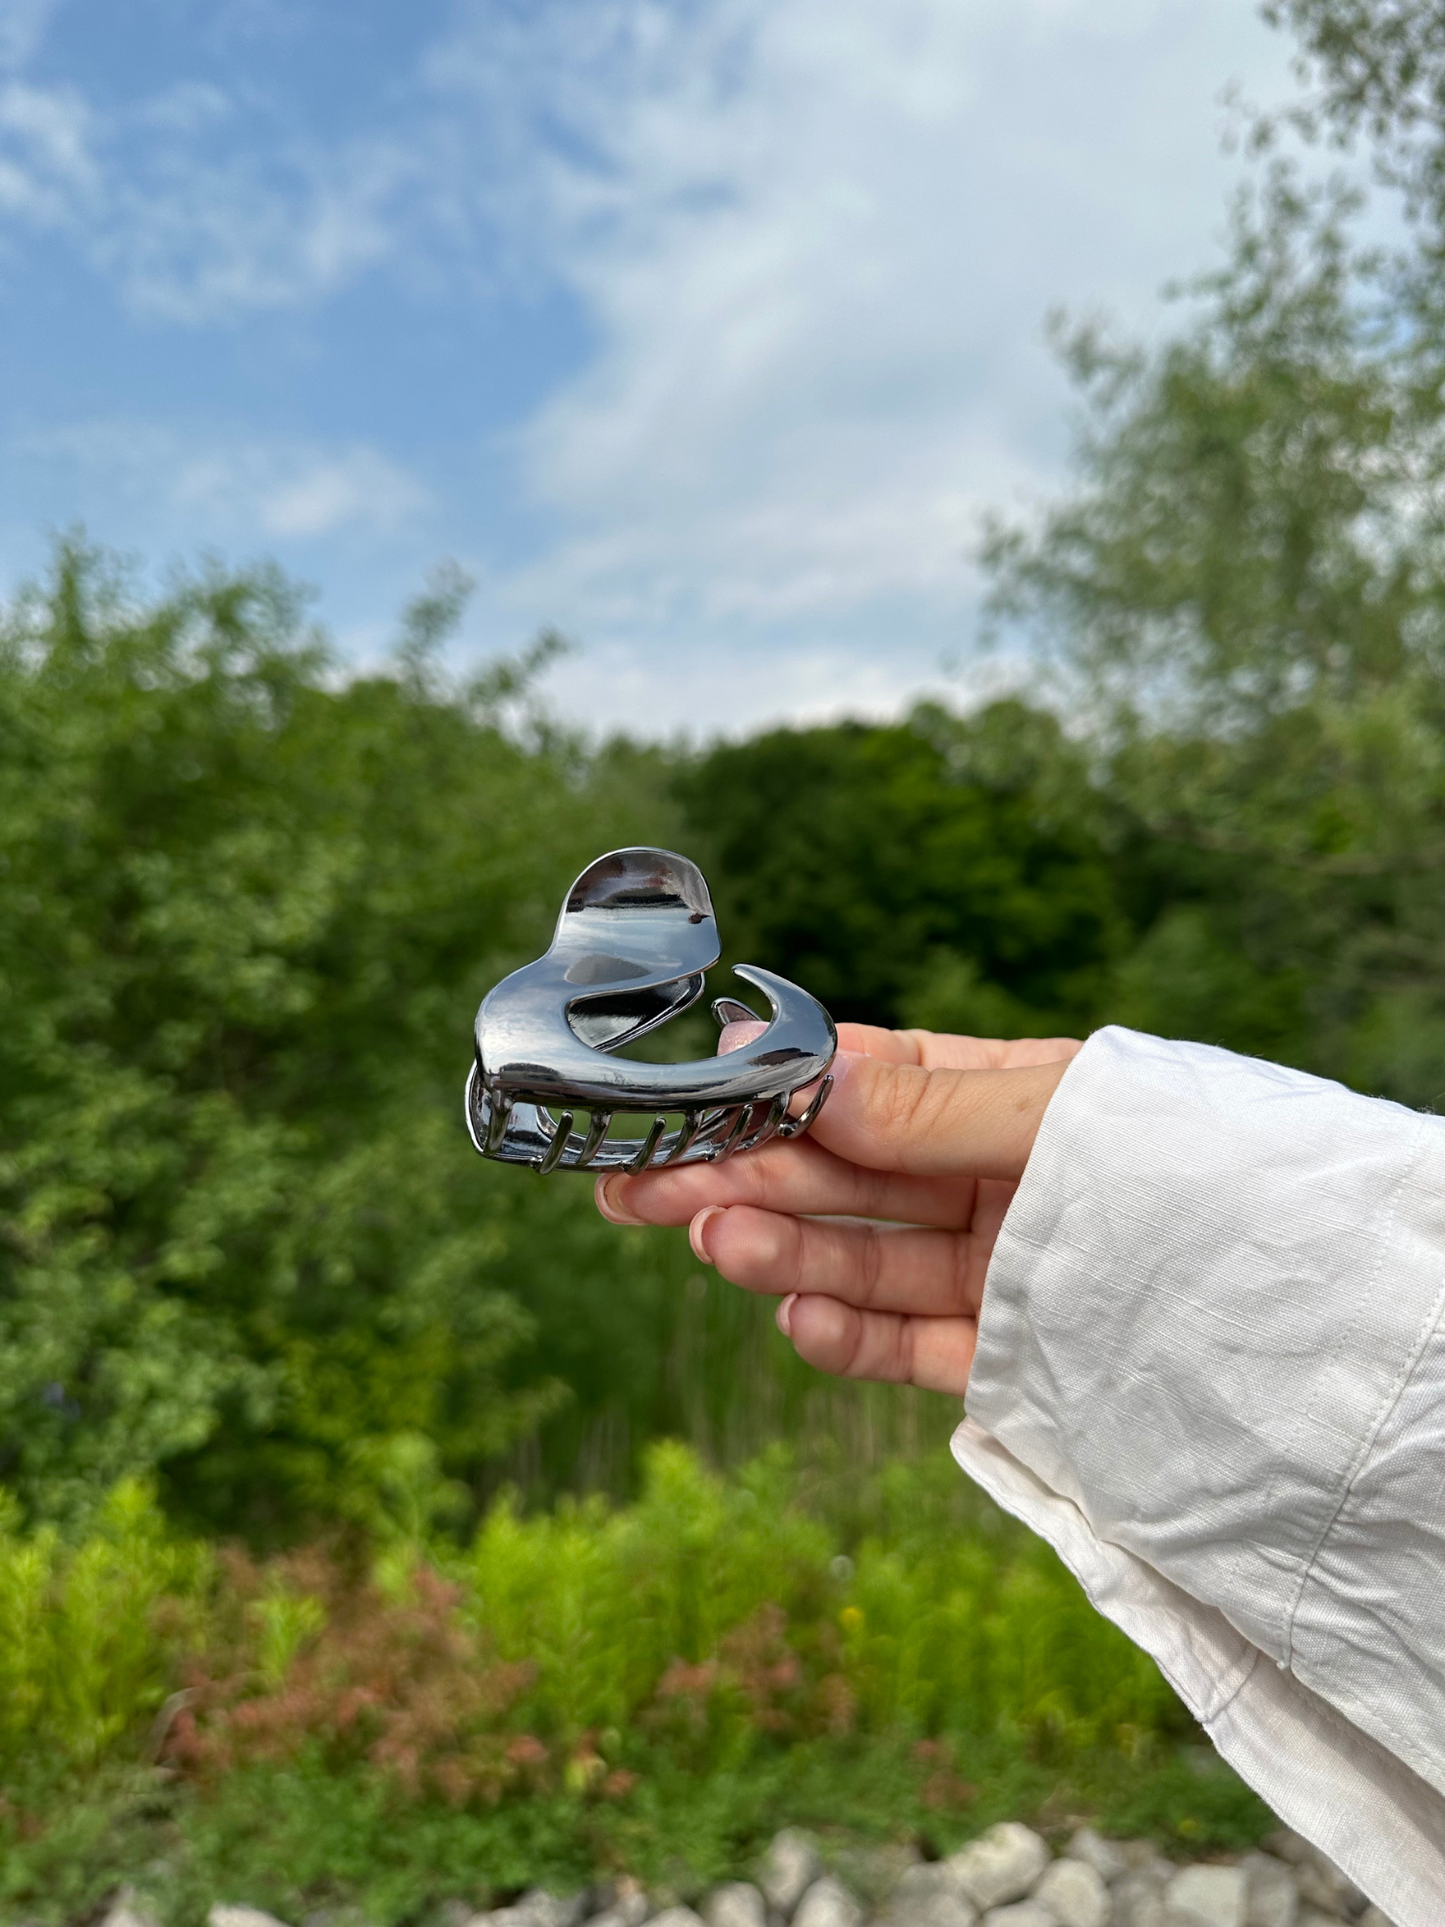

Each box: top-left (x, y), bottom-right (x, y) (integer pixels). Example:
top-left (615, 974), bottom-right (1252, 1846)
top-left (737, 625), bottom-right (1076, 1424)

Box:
top-left (981, 103), bottom-right (1445, 1097)
top-left (0, 543), bottom-right (704, 1536)
top-left (675, 701), bottom-right (1122, 1034)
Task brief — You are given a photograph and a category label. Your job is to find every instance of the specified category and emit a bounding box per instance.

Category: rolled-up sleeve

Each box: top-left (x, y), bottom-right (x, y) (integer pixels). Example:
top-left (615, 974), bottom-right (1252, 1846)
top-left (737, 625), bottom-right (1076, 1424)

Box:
top-left (956, 1025), bottom-right (1445, 1925)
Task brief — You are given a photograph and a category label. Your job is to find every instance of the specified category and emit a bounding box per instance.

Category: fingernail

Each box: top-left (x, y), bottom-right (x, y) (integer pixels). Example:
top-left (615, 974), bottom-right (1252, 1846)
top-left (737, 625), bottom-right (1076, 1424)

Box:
top-left (776, 1292), bottom-right (798, 1337)
top-left (719, 1019), bottom-right (767, 1056)
top-left (595, 1175), bottom-right (645, 1226)
top-left (689, 1205), bottom-right (725, 1265)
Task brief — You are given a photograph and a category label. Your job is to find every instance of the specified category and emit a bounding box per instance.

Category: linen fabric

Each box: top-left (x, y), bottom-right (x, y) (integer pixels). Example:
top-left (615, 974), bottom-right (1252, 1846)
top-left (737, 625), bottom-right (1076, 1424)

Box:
top-left (957, 1026), bottom-right (1445, 1925)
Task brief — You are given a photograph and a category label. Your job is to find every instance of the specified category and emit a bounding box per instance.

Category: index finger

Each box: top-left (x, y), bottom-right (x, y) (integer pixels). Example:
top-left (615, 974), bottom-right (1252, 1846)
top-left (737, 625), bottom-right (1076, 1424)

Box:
top-left (804, 1051), bottom-right (1069, 1180)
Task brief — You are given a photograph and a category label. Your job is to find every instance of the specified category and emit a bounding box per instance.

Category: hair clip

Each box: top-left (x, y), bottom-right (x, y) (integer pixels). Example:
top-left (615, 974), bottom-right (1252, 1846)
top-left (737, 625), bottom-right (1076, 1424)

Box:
top-left (465, 846), bottom-right (836, 1173)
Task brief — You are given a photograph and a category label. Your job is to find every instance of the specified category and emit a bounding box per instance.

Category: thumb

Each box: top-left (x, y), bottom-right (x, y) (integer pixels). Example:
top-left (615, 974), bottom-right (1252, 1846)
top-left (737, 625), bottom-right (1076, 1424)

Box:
top-left (803, 1051), bottom-right (1069, 1180)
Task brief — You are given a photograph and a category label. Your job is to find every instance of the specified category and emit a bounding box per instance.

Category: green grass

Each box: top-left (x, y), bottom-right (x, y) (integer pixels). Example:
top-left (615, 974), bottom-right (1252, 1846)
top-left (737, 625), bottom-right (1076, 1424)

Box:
top-left (0, 1448), bottom-right (1273, 1925)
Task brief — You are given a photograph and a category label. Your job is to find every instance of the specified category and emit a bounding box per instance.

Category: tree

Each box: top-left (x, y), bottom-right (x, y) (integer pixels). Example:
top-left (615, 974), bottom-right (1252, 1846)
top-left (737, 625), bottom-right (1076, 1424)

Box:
top-left (982, 5), bottom-right (1445, 1100)
top-left (0, 543), bottom-right (695, 1535)
top-left (676, 700), bottom-right (1122, 1034)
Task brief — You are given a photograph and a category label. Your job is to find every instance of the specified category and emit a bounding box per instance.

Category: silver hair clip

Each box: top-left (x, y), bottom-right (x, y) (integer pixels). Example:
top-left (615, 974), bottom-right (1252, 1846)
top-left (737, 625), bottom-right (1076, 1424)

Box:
top-left (465, 847), bottom-right (836, 1173)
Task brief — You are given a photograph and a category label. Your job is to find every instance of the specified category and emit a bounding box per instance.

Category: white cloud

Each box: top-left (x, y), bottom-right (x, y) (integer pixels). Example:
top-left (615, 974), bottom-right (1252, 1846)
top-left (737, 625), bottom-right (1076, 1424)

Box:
top-left (0, 0), bottom-right (1310, 736)
top-left (0, 77), bottom-right (95, 223)
top-left (0, 4), bottom-right (419, 321)
top-left (20, 421), bottom-right (430, 542)
top-left (432, 0), bottom-right (1298, 709)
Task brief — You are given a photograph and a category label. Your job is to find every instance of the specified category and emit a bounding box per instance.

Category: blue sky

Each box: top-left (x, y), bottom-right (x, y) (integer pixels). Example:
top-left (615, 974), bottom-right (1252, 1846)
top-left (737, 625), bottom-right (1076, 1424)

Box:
top-left (0, 0), bottom-right (1293, 734)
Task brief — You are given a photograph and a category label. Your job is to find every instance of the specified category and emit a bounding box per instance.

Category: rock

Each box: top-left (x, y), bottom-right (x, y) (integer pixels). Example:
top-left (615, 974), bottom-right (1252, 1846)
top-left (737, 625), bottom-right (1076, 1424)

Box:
top-left (880, 1891), bottom-right (978, 1927)
top-left (532, 1898), bottom-right (590, 1927)
top-left (211, 1911), bottom-right (292, 1927)
top-left (705, 1887), bottom-right (766, 1927)
top-left (979, 1907), bottom-right (1054, 1927)
top-left (792, 1877), bottom-right (862, 1927)
top-left (833, 1844), bottom-right (922, 1905)
top-left (1065, 1830), bottom-right (1129, 1885)
top-left (1033, 1860), bottom-right (1111, 1927)
top-left (945, 1826), bottom-right (1050, 1911)
top-left (593, 1884), bottom-right (651, 1927)
top-left (102, 1898), bottom-right (162, 1927)
top-left (761, 1833), bottom-right (823, 1917)
top-left (647, 1910), bottom-right (704, 1927)
top-left (894, 1869), bottom-right (962, 1905)
top-left (1258, 1839), bottom-right (1360, 1920)
top-left (1293, 1864), bottom-right (1363, 1920)
top-left (1357, 1910), bottom-right (1397, 1927)
top-left (479, 1898), bottom-right (588, 1927)
top-left (1113, 1880), bottom-right (1166, 1927)
top-left (593, 1905), bottom-right (654, 1927)
top-left (1297, 1914), bottom-right (1351, 1927)
top-left (1240, 1854), bottom-right (1298, 1927)
top-left (1164, 1866), bottom-right (1247, 1927)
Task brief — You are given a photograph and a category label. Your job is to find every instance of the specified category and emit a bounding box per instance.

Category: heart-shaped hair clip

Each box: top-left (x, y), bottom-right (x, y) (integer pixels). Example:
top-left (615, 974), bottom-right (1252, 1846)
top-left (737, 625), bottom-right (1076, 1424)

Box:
top-left (466, 847), bottom-right (836, 1173)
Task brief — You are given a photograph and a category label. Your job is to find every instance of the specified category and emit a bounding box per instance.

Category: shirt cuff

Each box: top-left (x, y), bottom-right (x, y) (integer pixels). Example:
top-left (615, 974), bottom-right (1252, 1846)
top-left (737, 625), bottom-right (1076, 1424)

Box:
top-left (959, 1024), bottom-right (1445, 1924)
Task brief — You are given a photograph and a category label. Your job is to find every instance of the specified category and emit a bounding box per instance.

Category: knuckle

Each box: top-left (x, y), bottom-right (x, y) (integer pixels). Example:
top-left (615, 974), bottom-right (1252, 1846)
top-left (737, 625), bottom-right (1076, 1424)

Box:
top-left (872, 1063), bottom-right (935, 1143)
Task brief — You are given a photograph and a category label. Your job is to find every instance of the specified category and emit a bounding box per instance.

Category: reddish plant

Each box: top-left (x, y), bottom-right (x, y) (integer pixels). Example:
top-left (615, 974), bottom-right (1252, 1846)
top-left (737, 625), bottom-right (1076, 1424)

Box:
top-left (163, 1550), bottom-right (539, 1808)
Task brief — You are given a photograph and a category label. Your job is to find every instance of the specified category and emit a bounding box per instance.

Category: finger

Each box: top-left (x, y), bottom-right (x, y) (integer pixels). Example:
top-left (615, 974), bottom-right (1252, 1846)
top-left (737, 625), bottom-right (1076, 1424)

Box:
top-left (723, 1019), bottom-right (1081, 1071)
top-left (597, 1133), bottom-right (997, 1231)
top-left (693, 1203), bottom-right (992, 1318)
top-left (780, 1292), bottom-right (977, 1397)
top-left (805, 1051), bottom-right (1069, 1180)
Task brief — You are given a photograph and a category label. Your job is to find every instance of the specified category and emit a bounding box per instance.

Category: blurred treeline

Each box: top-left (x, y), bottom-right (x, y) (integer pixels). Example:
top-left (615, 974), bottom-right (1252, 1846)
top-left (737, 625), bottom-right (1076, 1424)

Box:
top-left (6, 0), bottom-right (1445, 1544)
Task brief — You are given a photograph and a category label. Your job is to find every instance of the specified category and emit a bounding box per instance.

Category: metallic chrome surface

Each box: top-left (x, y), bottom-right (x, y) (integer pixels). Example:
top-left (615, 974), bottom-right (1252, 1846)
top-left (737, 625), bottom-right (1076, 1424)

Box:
top-left (465, 846), bottom-right (836, 1172)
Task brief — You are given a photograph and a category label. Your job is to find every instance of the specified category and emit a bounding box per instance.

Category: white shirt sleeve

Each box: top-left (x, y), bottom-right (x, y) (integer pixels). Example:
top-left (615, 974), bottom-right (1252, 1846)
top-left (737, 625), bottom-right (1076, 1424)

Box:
top-left (956, 1025), bottom-right (1445, 1927)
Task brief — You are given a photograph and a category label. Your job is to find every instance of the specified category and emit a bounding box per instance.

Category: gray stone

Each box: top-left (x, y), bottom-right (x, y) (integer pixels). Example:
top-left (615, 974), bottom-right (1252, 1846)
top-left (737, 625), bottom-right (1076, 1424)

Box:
top-left (946, 1827), bottom-right (1050, 1911)
top-left (792, 1877), bottom-right (862, 1927)
top-left (593, 1884), bottom-right (651, 1927)
top-left (1033, 1860), bottom-right (1112, 1927)
top-left (211, 1911), bottom-right (292, 1927)
top-left (1164, 1866), bottom-right (1247, 1927)
top-left (479, 1898), bottom-right (588, 1927)
top-left (1258, 1839), bottom-right (1360, 1920)
top-left (1112, 1880), bottom-right (1165, 1927)
top-left (834, 1844), bottom-right (922, 1906)
top-left (761, 1834), bottom-right (823, 1917)
top-left (980, 1907), bottom-right (1054, 1927)
top-left (1296, 1914), bottom-right (1350, 1927)
top-left (705, 1887), bottom-right (765, 1927)
top-left (893, 1869), bottom-right (964, 1906)
top-left (1357, 1910), bottom-right (1397, 1927)
top-left (1240, 1855), bottom-right (1298, 1927)
top-left (1292, 1862), bottom-right (1363, 1921)
top-left (1065, 1831), bottom-right (1129, 1885)
top-left (879, 1891), bottom-right (978, 1927)
top-left (647, 1910), bottom-right (704, 1927)
top-left (592, 1904), bottom-right (653, 1927)
top-left (102, 1899), bottom-right (161, 1927)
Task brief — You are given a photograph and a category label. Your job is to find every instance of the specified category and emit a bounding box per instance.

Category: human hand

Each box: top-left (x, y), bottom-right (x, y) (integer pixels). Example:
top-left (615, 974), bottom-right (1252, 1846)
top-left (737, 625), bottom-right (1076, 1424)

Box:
top-left (594, 1022), bottom-right (1082, 1397)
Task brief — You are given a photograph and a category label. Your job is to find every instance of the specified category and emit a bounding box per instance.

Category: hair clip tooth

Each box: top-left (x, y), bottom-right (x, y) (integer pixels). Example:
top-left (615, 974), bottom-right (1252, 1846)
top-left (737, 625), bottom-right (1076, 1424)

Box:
top-left (629, 1114), bottom-right (668, 1174)
top-left (777, 1073), bottom-right (833, 1140)
top-left (708, 1104), bottom-right (752, 1161)
top-left (663, 1108), bottom-right (705, 1165)
top-left (485, 1084), bottom-right (513, 1155)
top-left (712, 996), bottom-right (758, 1029)
top-left (744, 1094), bottom-right (788, 1152)
top-left (536, 1110), bottom-right (575, 1175)
top-left (577, 1110), bottom-right (611, 1169)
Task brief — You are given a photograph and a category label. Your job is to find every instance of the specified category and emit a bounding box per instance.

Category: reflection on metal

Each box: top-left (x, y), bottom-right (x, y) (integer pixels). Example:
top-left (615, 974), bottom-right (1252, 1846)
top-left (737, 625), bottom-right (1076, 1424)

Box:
top-left (465, 847), bottom-right (836, 1173)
